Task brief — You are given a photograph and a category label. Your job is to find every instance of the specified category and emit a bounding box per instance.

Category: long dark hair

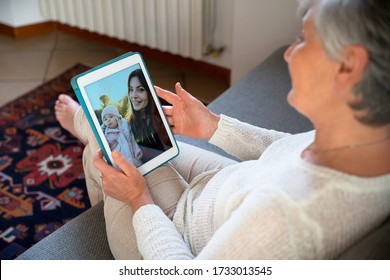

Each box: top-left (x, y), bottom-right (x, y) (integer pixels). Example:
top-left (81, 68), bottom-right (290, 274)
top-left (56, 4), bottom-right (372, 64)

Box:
top-left (127, 69), bottom-right (166, 147)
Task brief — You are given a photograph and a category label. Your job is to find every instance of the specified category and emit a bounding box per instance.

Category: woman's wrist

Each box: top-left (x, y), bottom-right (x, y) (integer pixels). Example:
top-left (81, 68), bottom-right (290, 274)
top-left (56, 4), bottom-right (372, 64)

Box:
top-left (204, 112), bottom-right (220, 140)
top-left (129, 191), bottom-right (155, 213)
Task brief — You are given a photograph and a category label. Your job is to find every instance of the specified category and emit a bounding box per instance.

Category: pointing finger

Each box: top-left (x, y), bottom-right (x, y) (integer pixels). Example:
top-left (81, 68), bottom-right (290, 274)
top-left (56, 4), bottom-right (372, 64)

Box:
top-left (175, 82), bottom-right (193, 101)
top-left (155, 86), bottom-right (181, 105)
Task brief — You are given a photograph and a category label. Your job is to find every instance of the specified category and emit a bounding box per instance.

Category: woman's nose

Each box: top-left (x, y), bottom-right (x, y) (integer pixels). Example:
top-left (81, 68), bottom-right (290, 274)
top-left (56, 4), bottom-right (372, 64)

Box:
top-left (284, 44), bottom-right (293, 62)
top-left (130, 91), bottom-right (137, 98)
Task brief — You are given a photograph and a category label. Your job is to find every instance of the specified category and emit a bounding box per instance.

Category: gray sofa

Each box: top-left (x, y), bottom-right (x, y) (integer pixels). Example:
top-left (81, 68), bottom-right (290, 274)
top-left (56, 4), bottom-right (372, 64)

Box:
top-left (16, 46), bottom-right (390, 260)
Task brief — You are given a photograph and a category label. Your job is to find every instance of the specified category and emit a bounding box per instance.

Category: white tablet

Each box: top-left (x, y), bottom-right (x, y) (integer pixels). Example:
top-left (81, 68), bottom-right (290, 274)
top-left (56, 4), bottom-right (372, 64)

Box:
top-left (71, 52), bottom-right (179, 175)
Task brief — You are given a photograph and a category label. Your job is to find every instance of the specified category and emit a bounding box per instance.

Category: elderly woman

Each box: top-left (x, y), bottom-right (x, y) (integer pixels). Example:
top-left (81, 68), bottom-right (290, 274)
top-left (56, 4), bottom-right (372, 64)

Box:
top-left (55, 0), bottom-right (390, 259)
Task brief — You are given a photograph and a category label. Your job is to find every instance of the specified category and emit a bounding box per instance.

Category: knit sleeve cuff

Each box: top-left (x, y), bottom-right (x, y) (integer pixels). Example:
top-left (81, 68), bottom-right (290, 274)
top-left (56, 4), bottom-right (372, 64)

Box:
top-left (209, 114), bottom-right (237, 148)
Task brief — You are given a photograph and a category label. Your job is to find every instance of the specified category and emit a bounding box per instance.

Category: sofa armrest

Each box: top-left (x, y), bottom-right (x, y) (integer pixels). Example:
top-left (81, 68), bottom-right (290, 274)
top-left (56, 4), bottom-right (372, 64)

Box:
top-left (336, 217), bottom-right (390, 259)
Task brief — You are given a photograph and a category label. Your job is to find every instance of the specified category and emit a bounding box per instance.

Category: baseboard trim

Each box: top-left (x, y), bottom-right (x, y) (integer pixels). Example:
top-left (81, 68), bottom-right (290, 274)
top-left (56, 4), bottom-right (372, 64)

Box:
top-left (0, 21), bottom-right (55, 39)
top-left (0, 21), bottom-right (230, 84)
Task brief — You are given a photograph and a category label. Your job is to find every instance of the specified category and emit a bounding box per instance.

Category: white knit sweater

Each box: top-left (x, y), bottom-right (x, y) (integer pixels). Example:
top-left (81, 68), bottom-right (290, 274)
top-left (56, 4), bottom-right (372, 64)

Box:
top-left (133, 115), bottom-right (390, 259)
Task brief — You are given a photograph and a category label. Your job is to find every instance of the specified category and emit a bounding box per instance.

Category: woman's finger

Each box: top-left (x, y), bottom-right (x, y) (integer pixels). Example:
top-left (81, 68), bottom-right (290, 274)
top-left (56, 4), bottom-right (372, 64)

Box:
top-left (162, 105), bottom-right (173, 116)
top-left (155, 86), bottom-right (181, 105)
top-left (175, 82), bottom-right (193, 101)
top-left (93, 149), bottom-right (116, 175)
top-left (170, 126), bottom-right (178, 135)
top-left (112, 150), bottom-right (137, 177)
top-left (166, 116), bottom-right (174, 127)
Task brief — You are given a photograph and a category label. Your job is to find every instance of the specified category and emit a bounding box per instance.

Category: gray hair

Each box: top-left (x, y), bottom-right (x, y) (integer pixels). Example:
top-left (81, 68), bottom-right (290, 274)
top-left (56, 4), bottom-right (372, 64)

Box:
top-left (299, 0), bottom-right (390, 126)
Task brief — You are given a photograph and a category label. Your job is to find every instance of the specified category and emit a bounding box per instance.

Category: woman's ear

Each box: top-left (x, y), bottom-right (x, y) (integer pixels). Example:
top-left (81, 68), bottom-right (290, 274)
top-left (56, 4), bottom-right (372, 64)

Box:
top-left (336, 45), bottom-right (369, 90)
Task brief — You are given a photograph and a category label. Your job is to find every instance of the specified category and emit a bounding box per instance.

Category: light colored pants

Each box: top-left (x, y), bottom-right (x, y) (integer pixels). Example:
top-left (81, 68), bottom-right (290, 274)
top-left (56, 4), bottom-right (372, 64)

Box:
top-left (73, 107), bottom-right (237, 259)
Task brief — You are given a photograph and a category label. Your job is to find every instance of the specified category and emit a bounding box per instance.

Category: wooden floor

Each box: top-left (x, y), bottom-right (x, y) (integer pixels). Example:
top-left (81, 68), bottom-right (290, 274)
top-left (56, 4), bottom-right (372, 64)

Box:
top-left (0, 31), bottom-right (229, 107)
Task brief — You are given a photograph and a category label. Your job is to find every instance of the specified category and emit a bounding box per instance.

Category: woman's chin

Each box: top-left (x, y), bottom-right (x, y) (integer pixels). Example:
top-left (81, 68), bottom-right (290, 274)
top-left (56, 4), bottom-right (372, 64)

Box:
top-left (132, 104), bottom-right (143, 111)
top-left (287, 90), bottom-right (308, 117)
top-left (287, 89), bottom-right (297, 108)
top-left (132, 102), bottom-right (147, 111)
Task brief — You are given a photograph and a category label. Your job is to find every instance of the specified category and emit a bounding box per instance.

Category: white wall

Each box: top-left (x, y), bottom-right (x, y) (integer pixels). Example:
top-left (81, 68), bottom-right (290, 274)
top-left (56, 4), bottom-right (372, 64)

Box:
top-left (202, 0), bottom-right (234, 70)
top-left (0, 0), bottom-right (300, 85)
top-left (230, 0), bottom-right (300, 83)
top-left (201, 0), bottom-right (300, 83)
top-left (0, 0), bottom-right (46, 27)
top-left (0, 0), bottom-right (13, 25)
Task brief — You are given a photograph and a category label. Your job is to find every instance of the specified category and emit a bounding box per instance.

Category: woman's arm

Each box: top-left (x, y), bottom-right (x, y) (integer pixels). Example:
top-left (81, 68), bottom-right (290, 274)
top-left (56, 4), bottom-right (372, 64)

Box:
top-left (132, 188), bottom-right (320, 260)
top-left (156, 83), bottom-right (290, 160)
top-left (210, 115), bottom-right (290, 160)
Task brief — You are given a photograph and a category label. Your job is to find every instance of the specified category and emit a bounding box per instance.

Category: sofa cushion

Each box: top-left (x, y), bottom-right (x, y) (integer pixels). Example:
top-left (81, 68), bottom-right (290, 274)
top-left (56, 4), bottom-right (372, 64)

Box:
top-left (16, 201), bottom-right (114, 260)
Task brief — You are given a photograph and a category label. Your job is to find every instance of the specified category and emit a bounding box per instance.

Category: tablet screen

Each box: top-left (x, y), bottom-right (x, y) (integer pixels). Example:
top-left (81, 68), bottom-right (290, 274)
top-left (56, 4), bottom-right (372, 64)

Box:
top-left (72, 53), bottom-right (179, 175)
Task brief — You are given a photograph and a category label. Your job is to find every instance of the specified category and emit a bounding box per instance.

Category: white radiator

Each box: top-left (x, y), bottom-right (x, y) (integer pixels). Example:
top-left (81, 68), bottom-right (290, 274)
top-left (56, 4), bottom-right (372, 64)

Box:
top-left (38, 0), bottom-right (203, 60)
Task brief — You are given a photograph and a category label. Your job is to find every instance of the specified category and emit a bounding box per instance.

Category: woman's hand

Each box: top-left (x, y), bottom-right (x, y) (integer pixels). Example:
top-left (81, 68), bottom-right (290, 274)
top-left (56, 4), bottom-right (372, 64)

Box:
top-left (93, 149), bottom-right (154, 213)
top-left (155, 83), bottom-right (220, 140)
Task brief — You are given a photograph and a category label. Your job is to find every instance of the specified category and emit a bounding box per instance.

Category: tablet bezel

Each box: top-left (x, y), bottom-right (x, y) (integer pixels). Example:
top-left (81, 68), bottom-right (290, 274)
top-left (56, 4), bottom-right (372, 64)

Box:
top-left (72, 52), bottom-right (179, 175)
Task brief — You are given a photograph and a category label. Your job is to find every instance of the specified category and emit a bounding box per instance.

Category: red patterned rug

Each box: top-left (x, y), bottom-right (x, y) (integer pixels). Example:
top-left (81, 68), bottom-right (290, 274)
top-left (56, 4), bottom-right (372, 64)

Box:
top-left (0, 64), bottom-right (91, 259)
